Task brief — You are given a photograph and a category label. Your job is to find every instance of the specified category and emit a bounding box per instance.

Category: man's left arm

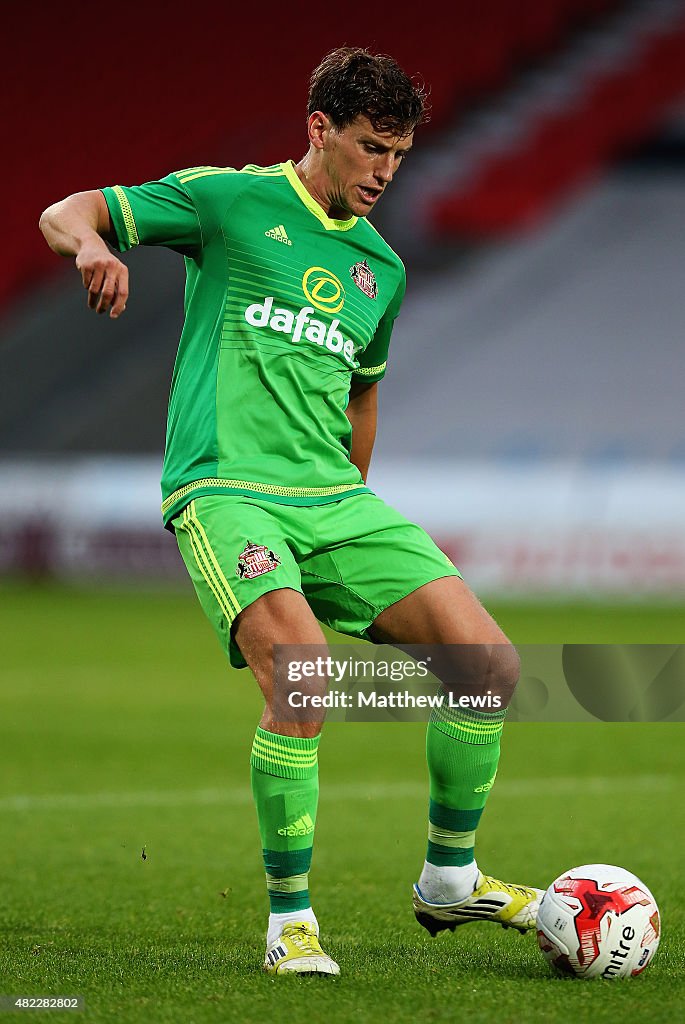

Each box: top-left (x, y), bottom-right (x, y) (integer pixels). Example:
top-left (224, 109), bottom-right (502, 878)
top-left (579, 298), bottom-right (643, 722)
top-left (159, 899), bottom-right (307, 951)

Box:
top-left (346, 379), bottom-right (378, 482)
top-left (347, 266), bottom-right (405, 480)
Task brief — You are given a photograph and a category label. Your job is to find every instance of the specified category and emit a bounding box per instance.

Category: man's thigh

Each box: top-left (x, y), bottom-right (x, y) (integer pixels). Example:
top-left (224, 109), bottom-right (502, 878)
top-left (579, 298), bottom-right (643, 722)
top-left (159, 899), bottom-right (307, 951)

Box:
top-left (370, 576), bottom-right (518, 703)
top-left (371, 575), bottom-right (509, 646)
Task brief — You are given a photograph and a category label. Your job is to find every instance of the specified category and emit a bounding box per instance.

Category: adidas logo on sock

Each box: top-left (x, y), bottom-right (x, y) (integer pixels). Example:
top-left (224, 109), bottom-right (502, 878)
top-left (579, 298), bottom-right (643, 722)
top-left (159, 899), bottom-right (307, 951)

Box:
top-left (265, 224), bottom-right (292, 245)
top-left (277, 813), bottom-right (314, 837)
top-left (474, 772), bottom-right (497, 793)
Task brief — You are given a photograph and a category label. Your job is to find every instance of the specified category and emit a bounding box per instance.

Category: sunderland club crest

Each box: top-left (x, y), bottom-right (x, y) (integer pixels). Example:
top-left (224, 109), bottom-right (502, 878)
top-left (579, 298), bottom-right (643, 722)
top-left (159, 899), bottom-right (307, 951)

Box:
top-left (349, 259), bottom-right (378, 299)
top-left (236, 541), bottom-right (281, 579)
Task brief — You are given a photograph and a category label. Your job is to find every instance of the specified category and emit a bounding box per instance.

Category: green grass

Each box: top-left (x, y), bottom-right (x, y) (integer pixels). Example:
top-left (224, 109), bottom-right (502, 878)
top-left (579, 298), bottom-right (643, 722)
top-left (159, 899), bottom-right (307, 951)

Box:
top-left (0, 583), bottom-right (683, 1023)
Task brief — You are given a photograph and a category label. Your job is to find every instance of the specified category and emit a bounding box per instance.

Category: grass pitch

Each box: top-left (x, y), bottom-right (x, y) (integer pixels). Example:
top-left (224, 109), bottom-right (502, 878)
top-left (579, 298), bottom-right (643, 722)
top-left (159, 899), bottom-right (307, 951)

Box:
top-left (0, 583), bottom-right (683, 1023)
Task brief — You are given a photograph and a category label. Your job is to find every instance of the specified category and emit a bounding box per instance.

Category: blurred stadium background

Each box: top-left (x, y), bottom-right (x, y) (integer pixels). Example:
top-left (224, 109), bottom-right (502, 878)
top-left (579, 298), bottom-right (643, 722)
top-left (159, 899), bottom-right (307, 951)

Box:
top-left (3, 0), bottom-right (685, 599)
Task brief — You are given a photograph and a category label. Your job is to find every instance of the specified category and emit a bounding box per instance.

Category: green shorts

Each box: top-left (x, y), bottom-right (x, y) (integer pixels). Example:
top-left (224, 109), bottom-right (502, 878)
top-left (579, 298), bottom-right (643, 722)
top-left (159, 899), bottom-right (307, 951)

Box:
top-left (172, 492), bottom-right (461, 668)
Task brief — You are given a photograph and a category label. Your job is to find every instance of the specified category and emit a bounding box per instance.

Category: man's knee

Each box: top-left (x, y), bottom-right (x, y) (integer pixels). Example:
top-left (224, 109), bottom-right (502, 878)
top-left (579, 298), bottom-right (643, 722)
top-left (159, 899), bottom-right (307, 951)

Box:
top-left (232, 589), bottom-right (330, 733)
top-left (466, 638), bottom-right (520, 705)
top-left (487, 640), bottom-right (520, 706)
top-left (430, 637), bottom-right (520, 708)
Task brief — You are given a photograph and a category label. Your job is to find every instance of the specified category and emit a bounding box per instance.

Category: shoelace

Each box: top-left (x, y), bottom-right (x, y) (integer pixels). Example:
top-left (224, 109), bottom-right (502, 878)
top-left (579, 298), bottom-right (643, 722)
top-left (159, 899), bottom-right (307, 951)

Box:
top-left (481, 875), bottom-right (537, 900)
top-left (282, 924), bottom-right (322, 954)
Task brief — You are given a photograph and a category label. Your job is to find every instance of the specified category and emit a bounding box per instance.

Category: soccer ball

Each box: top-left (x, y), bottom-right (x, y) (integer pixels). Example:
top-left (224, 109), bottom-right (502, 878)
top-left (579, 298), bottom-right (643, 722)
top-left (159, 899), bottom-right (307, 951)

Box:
top-left (536, 864), bottom-right (660, 979)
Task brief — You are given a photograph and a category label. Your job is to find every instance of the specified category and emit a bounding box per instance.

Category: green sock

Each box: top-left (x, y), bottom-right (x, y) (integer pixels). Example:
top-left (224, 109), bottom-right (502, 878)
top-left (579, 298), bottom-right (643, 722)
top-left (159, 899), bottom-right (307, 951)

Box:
top-left (250, 727), bottom-right (320, 913)
top-left (426, 705), bottom-right (506, 867)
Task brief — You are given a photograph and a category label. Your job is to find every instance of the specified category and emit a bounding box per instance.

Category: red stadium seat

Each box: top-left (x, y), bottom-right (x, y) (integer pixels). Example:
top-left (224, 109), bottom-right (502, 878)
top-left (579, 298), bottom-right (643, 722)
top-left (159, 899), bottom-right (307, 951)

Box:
top-left (3, 0), bottom-right (627, 305)
top-left (431, 15), bottom-right (685, 237)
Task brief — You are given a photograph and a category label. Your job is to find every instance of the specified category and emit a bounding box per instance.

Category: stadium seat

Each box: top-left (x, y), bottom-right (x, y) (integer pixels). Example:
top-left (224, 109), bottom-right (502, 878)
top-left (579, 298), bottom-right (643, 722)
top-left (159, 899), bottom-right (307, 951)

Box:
top-left (431, 14), bottom-right (685, 237)
top-left (4, 0), bottom-right (624, 307)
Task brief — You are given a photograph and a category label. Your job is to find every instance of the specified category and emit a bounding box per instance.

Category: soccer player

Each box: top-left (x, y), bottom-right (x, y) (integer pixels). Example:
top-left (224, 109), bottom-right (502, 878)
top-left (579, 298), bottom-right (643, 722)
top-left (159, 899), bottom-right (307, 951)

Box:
top-left (39, 47), bottom-right (542, 976)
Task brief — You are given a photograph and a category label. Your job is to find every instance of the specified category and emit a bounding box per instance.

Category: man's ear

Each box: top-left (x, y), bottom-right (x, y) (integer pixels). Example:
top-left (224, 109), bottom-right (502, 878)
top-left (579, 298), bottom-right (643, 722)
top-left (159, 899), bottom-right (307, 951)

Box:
top-left (307, 111), bottom-right (331, 151)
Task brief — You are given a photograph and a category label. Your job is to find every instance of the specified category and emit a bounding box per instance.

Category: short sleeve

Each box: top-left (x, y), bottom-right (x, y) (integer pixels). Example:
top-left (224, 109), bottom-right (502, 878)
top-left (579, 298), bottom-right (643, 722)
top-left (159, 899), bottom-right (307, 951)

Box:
top-left (353, 271), bottom-right (406, 383)
top-left (102, 174), bottom-right (204, 256)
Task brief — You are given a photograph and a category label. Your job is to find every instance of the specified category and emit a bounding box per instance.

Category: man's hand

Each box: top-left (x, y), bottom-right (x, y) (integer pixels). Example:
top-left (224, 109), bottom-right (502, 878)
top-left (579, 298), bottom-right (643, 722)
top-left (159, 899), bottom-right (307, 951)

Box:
top-left (39, 189), bottom-right (128, 319)
top-left (75, 241), bottom-right (129, 318)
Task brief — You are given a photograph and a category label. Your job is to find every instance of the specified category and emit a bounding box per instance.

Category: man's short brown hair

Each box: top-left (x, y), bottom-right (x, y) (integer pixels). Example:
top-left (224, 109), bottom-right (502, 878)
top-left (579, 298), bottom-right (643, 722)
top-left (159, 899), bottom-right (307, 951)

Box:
top-left (308, 47), bottom-right (429, 137)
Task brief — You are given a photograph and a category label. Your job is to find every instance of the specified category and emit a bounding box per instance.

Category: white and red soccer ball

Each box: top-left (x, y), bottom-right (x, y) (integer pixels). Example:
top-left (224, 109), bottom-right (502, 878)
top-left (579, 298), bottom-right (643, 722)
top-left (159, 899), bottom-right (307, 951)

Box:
top-left (537, 864), bottom-right (660, 979)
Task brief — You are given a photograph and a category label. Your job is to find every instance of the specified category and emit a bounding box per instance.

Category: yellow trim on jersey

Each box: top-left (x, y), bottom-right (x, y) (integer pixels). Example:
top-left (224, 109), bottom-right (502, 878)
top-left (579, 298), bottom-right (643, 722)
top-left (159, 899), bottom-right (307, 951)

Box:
top-left (175, 167), bottom-right (238, 184)
top-left (241, 163), bottom-right (284, 175)
top-left (112, 186), bottom-right (139, 247)
top-left (353, 362), bottom-right (386, 377)
top-left (174, 165), bottom-right (216, 177)
top-left (281, 160), bottom-right (358, 232)
top-left (162, 477), bottom-right (367, 516)
top-left (175, 163), bottom-right (285, 184)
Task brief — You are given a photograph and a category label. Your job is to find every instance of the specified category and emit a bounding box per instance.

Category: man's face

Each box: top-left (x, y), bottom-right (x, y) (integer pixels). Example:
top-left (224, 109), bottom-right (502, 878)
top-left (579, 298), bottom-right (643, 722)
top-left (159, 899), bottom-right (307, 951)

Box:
top-left (317, 114), bottom-right (413, 218)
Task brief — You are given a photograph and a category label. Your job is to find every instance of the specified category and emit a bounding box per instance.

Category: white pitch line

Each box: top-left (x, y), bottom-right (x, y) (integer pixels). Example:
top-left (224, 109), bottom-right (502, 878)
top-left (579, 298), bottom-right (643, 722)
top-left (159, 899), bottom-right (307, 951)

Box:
top-left (0, 775), bottom-right (675, 813)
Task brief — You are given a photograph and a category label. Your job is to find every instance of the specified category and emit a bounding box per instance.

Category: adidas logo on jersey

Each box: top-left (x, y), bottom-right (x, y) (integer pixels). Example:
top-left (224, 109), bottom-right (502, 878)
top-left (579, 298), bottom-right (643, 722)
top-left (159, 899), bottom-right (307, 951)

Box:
top-left (277, 813), bottom-right (315, 837)
top-left (244, 296), bottom-right (359, 367)
top-left (265, 224), bottom-right (292, 245)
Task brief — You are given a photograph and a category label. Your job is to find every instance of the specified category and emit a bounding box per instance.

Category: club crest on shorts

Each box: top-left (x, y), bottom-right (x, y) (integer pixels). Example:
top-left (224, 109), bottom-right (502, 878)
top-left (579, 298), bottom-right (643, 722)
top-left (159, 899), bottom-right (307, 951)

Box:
top-left (236, 541), bottom-right (281, 579)
top-left (349, 259), bottom-right (378, 299)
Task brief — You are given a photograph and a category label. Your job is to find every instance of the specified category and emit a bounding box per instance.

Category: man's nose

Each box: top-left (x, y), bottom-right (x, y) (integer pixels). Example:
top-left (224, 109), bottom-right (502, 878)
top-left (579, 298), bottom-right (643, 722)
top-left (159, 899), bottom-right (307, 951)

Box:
top-left (374, 155), bottom-right (395, 183)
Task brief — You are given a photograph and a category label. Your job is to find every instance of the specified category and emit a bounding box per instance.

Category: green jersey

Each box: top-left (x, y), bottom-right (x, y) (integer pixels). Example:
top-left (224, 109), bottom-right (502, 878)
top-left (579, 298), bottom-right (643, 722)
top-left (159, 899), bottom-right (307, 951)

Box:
top-left (103, 161), bottom-right (406, 527)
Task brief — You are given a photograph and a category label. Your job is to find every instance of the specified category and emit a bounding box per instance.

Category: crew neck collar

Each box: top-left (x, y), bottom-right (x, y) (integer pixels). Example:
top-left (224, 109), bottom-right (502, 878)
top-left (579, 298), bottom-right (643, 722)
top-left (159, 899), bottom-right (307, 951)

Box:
top-left (281, 161), bottom-right (358, 232)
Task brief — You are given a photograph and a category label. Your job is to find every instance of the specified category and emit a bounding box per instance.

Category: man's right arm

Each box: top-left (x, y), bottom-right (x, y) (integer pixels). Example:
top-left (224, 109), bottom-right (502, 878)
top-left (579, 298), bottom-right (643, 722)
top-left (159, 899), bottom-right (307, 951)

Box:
top-left (39, 190), bottom-right (129, 319)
